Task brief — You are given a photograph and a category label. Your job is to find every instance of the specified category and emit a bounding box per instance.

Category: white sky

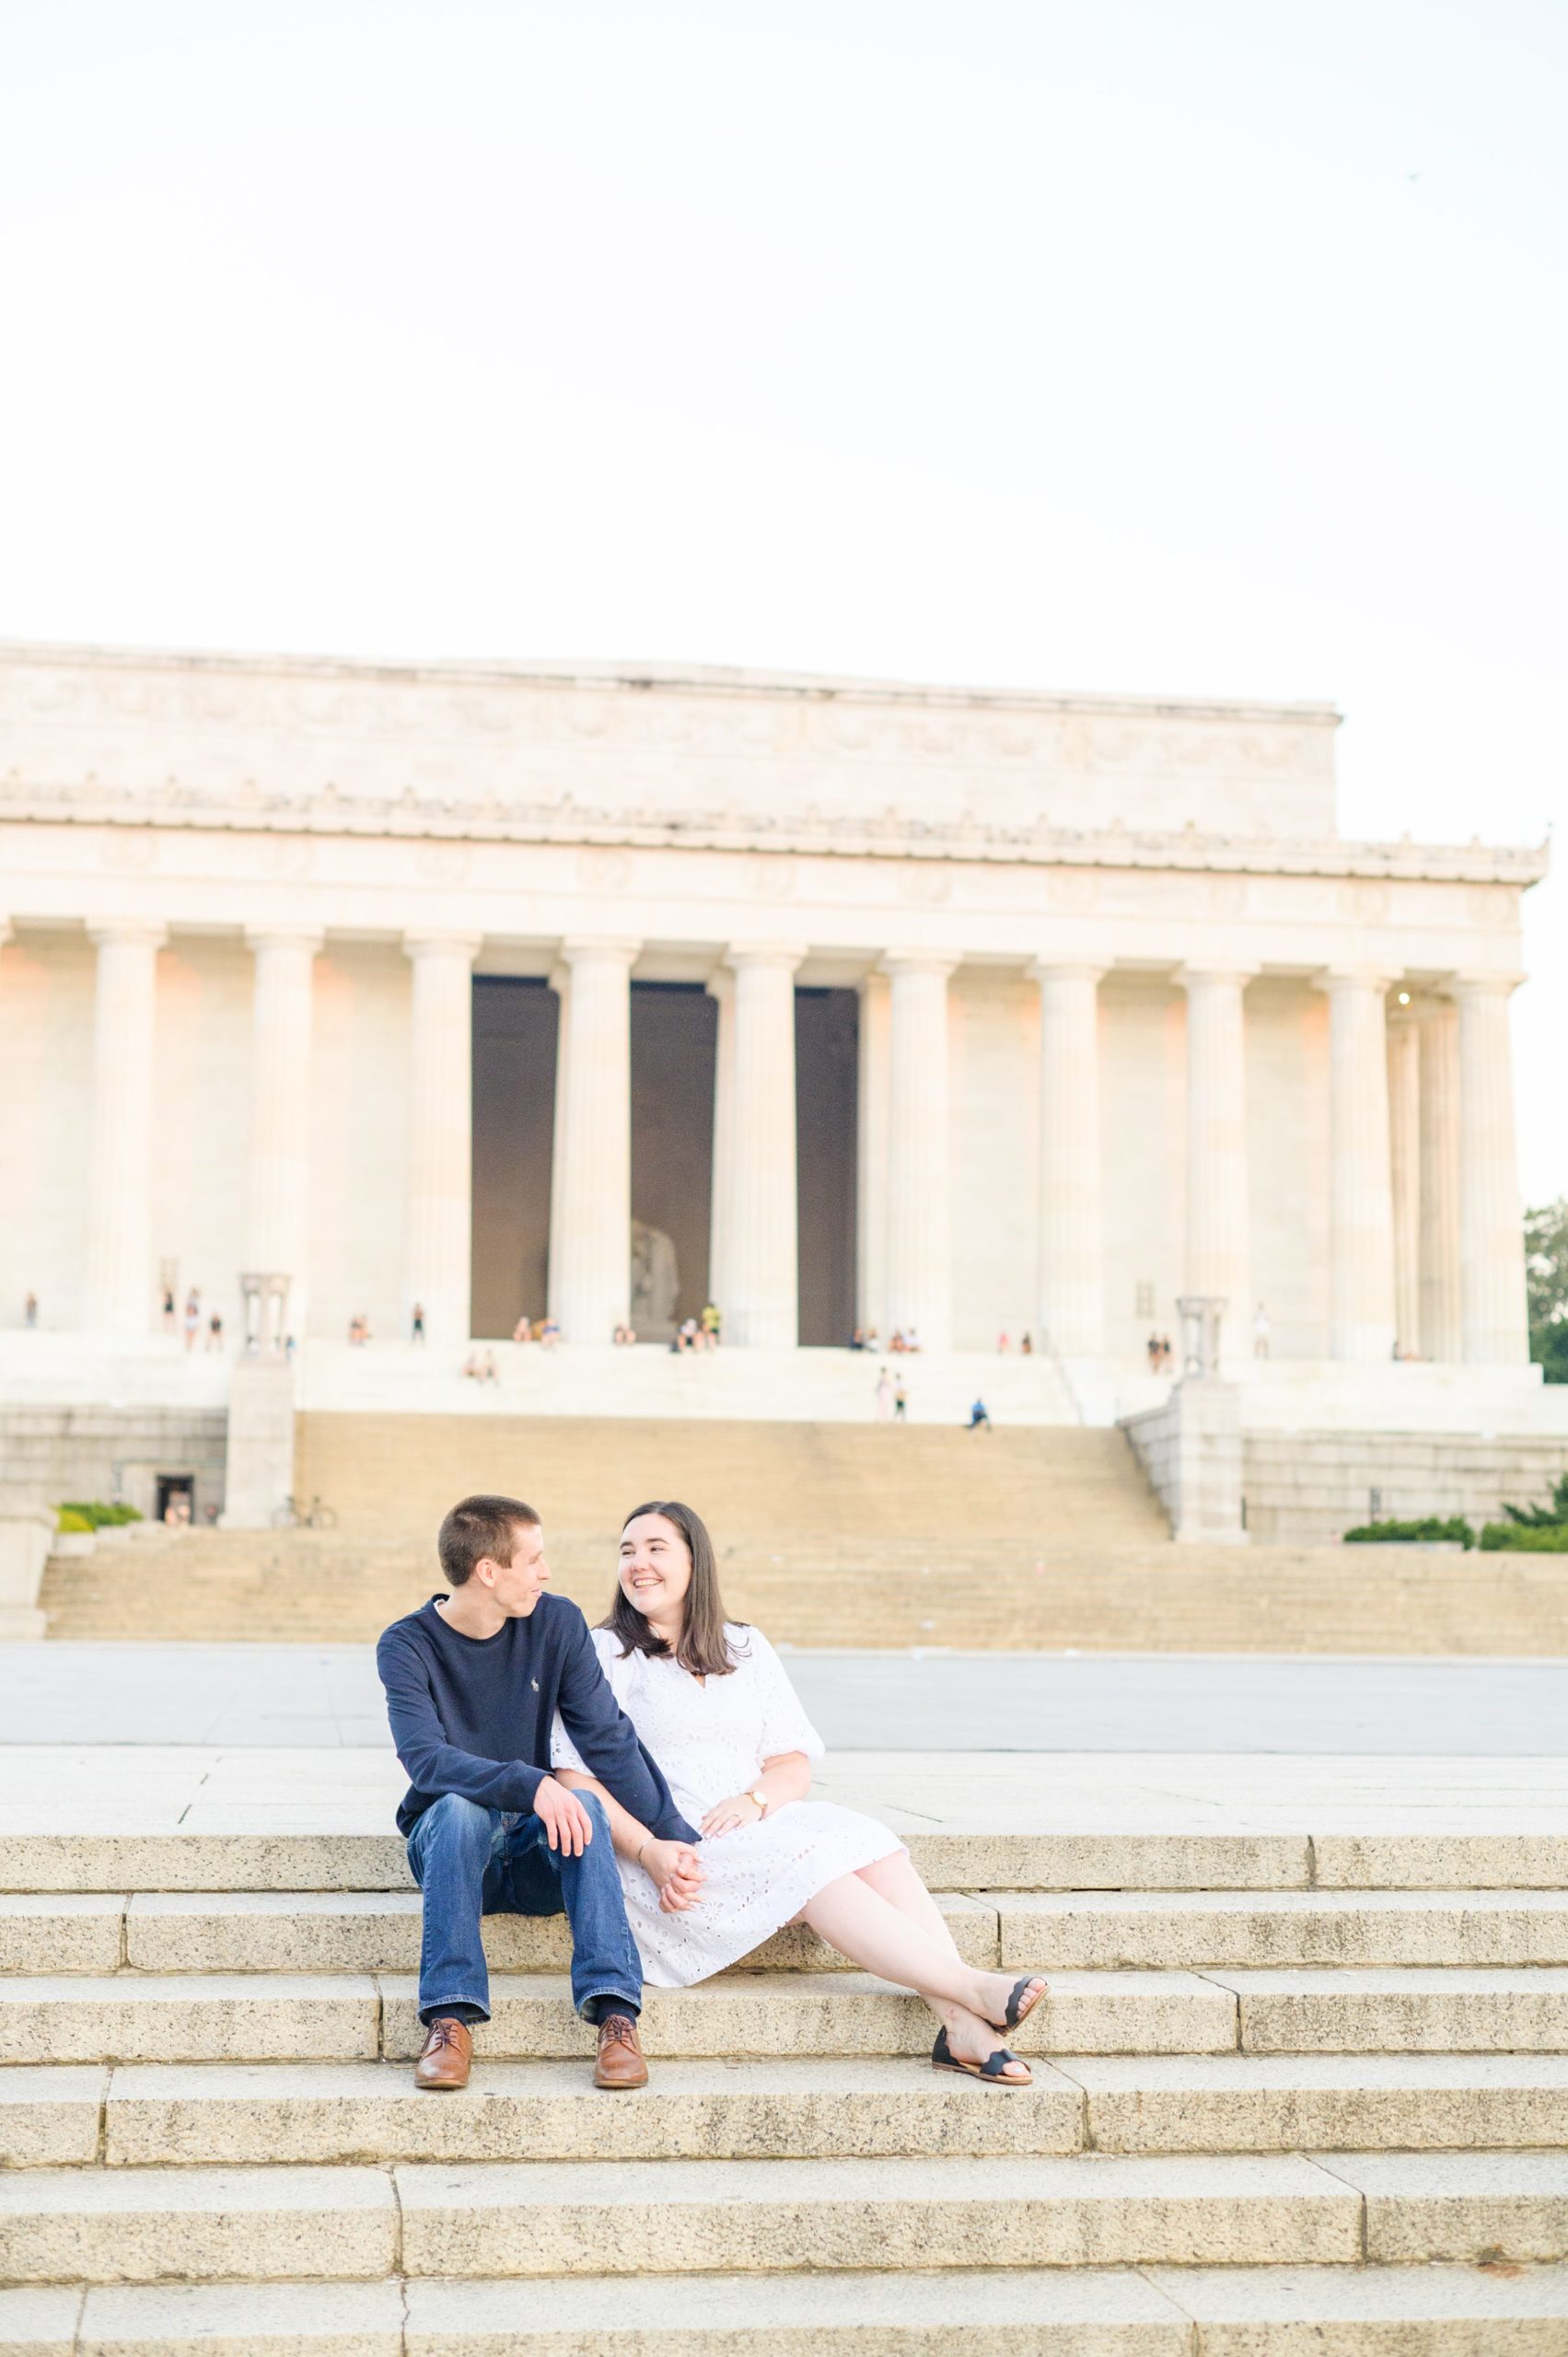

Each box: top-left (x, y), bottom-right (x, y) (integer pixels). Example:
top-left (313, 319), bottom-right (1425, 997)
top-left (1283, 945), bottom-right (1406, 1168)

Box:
top-left (2, 1), bottom-right (1563, 1195)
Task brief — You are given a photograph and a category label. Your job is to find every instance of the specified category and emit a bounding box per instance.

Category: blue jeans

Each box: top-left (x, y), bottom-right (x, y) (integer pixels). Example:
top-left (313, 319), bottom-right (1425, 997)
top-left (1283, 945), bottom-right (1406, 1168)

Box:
top-left (405, 1789), bottom-right (642, 2026)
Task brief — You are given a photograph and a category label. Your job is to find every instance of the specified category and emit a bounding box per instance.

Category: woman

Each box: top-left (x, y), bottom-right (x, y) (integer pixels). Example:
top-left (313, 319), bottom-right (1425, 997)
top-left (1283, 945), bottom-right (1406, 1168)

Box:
top-left (551, 1500), bottom-right (1046, 2086)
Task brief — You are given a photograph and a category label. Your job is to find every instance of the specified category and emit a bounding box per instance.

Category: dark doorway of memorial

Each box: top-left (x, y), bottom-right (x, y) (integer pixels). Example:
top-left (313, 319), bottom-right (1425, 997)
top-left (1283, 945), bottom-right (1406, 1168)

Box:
top-left (156, 1473), bottom-right (194, 1527)
top-left (470, 978), bottom-right (558, 1341)
top-left (631, 982), bottom-right (717, 1341)
top-left (796, 987), bottom-right (858, 1346)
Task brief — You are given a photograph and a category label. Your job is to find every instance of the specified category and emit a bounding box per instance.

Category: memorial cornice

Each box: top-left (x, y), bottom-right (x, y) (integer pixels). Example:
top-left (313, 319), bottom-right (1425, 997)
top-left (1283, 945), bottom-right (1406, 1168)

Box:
top-left (0, 774), bottom-right (1545, 888)
top-left (0, 636), bottom-right (1342, 727)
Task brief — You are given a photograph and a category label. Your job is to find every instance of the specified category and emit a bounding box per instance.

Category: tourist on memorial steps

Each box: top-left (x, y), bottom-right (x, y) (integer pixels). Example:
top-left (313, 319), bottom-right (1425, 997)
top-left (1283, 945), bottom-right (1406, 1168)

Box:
top-left (377, 1494), bottom-right (702, 2092)
top-left (550, 1501), bottom-right (1049, 2085)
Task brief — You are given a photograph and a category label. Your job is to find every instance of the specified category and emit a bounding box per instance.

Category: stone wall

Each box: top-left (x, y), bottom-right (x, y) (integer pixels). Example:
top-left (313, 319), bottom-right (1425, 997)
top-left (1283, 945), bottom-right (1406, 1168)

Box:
top-left (1242, 1430), bottom-right (1568, 1544)
top-left (0, 1406), bottom-right (227, 1523)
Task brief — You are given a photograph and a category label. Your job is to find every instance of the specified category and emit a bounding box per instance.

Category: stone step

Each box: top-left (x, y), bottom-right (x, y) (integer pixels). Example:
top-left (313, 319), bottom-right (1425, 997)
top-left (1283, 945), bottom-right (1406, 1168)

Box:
top-left (380, 1970), bottom-right (1237, 2062)
top-left (17, 2263), bottom-right (1568, 2355)
top-left (1204, 1966), bottom-right (1568, 2053)
top-left (16, 1826), bottom-right (1568, 1892)
top-left (0, 2163), bottom-right (399, 2285)
top-left (9, 1963), bottom-right (1568, 2068)
top-left (0, 2153), bottom-right (1353, 2282)
top-left (13, 1884), bottom-right (1566, 1978)
top-left (0, 1968), bottom-right (1235, 2065)
top-left (113, 1890), bottom-right (993, 1975)
top-left (997, 1887), bottom-right (1568, 1968)
top-left (0, 1977), bottom-right (382, 2066)
top-left (12, 2150), bottom-right (1568, 2283)
top-left (10, 2050), bottom-right (1568, 2171)
top-left (0, 1829), bottom-right (1315, 1893)
top-left (1056, 2052), bottom-right (1568, 2153)
top-left (12, 2262), bottom-right (1568, 2355)
top-left (77, 2056), bottom-right (1086, 2167)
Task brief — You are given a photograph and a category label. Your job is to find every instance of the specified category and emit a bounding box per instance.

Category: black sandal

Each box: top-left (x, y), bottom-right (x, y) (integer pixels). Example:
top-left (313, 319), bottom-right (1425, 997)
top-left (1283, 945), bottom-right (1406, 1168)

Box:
top-left (931, 2026), bottom-right (1031, 2087)
top-left (988, 1975), bottom-right (1048, 2035)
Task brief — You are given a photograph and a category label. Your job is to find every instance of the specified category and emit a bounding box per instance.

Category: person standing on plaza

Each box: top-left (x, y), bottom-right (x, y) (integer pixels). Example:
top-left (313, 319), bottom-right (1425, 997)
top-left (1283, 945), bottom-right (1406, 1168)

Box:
top-left (874, 1366), bottom-right (894, 1422)
top-left (183, 1290), bottom-right (201, 1351)
top-left (412, 1302), bottom-right (426, 1345)
top-left (377, 1493), bottom-right (703, 2093)
top-left (894, 1376), bottom-right (909, 1422)
top-left (23, 1292), bottom-right (37, 1329)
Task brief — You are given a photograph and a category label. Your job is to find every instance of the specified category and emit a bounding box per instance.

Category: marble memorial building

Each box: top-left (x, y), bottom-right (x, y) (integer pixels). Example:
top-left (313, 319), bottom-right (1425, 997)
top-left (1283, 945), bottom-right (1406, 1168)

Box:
top-left (0, 641), bottom-right (1547, 1408)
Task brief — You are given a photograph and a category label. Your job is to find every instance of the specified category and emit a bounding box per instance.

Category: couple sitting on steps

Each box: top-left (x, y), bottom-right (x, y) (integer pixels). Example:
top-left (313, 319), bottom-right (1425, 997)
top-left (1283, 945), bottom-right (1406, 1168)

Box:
top-left (377, 1492), bottom-right (1048, 2092)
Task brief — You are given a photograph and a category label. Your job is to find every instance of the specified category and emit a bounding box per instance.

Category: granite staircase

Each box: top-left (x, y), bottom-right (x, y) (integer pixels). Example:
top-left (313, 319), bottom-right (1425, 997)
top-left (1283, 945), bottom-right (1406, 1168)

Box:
top-left (40, 1517), bottom-right (1568, 1650)
top-left (5, 1818), bottom-right (1568, 2349)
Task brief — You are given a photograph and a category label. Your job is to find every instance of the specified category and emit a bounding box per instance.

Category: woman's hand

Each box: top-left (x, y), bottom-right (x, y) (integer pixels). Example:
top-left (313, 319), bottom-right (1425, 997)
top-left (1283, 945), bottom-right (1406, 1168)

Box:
top-left (701, 1791), bottom-right (765, 1839)
top-left (639, 1837), bottom-right (705, 1912)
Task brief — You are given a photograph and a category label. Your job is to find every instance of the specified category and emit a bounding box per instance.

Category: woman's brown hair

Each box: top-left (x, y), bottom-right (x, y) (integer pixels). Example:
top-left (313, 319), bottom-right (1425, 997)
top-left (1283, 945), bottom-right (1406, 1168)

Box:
top-left (602, 1499), bottom-right (747, 1678)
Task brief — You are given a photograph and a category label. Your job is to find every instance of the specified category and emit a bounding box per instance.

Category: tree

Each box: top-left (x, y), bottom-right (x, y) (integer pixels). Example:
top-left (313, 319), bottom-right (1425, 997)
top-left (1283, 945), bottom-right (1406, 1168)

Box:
top-left (1525, 1198), bottom-right (1568, 1384)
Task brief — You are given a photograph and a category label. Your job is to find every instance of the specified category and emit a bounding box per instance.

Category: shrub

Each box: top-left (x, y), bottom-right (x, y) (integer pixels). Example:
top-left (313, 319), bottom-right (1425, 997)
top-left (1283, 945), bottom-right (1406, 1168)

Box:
top-left (58, 1501), bottom-right (143, 1527)
top-left (1479, 1520), bottom-right (1568, 1552)
top-left (1342, 1516), bottom-right (1474, 1549)
top-left (1499, 1472), bottom-right (1568, 1530)
top-left (55, 1508), bottom-right (93, 1534)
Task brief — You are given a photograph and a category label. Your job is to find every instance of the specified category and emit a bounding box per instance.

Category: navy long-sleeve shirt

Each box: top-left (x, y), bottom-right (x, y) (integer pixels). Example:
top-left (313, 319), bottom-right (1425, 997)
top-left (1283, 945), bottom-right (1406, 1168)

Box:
top-left (377, 1592), bottom-right (697, 1843)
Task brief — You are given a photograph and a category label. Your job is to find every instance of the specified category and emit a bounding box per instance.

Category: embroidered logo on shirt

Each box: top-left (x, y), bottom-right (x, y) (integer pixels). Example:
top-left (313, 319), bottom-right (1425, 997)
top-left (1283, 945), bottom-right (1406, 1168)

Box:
top-left (531, 1678), bottom-right (540, 1691)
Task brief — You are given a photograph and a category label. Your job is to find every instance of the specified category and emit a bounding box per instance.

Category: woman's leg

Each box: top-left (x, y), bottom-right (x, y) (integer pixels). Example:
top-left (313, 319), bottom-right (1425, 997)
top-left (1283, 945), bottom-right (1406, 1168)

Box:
top-left (854, 1850), bottom-right (964, 1957)
top-left (802, 1872), bottom-right (1036, 2078)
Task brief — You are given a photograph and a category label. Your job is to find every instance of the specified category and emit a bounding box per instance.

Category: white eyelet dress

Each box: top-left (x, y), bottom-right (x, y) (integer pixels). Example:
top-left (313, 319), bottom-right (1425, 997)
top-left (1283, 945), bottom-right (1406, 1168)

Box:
top-left (550, 1622), bottom-right (904, 1988)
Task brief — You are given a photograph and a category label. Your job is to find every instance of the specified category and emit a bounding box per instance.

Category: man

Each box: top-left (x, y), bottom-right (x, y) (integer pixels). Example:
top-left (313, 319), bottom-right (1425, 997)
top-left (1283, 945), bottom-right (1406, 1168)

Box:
top-left (377, 1493), bottom-right (703, 2093)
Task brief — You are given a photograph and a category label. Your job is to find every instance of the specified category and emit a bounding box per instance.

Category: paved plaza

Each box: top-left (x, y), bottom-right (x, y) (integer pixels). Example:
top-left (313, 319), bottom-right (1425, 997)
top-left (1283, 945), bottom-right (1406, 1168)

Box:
top-left (3, 1641), bottom-right (1567, 1752)
top-left (4, 1742), bottom-right (1566, 1852)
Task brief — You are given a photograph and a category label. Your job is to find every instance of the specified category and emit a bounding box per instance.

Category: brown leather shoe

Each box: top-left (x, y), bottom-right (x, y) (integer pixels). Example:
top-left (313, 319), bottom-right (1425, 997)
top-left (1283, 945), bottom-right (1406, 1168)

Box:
top-left (413, 2014), bottom-right (473, 2090)
top-left (593, 2010), bottom-right (648, 2089)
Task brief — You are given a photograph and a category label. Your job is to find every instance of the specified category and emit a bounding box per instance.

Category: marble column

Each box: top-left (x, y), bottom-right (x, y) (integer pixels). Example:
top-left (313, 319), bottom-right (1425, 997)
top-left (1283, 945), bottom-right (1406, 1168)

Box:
top-left (1417, 995), bottom-right (1462, 1362)
top-left (1385, 1001), bottom-right (1422, 1358)
top-left (1317, 968), bottom-right (1397, 1363)
top-left (1032, 962), bottom-right (1105, 1358)
top-left (403, 932), bottom-right (481, 1351)
top-left (548, 938), bottom-right (638, 1342)
top-left (705, 966), bottom-right (736, 1315)
top-left (241, 929), bottom-right (321, 1342)
top-left (1179, 967), bottom-right (1255, 1354)
top-left (724, 945), bottom-right (804, 1350)
top-left (83, 920), bottom-right (167, 1333)
top-left (885, 953), bottom-right (958, 1353)
top-left (1452, 973), bottom-right (1529, 1364)
top-left (854, 970), bottom-right (891, 1342)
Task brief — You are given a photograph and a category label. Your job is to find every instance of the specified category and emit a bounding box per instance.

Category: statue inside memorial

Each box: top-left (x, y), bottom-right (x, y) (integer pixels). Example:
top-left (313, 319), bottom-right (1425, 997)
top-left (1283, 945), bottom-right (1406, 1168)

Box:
top-left (630, 1219), bottom-right (679, 1343)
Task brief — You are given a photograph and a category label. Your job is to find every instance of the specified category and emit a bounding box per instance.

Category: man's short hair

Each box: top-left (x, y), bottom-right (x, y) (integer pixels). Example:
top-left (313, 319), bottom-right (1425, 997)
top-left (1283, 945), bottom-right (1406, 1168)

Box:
top-left (438, 1494), bottom-right (540, 1586)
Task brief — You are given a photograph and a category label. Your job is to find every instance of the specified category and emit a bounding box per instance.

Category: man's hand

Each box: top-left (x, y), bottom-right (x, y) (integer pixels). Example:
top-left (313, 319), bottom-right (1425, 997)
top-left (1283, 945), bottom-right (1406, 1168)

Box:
top-left (640, 1837), bottom-right (705, 1912)
top-left (532, 1774), bottom-right (596, 1855)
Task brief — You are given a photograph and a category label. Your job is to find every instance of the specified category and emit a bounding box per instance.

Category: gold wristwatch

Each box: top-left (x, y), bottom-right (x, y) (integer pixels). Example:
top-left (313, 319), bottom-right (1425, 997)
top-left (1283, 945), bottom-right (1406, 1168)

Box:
top-left (749, 1787), bottom-right (769, 1817)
